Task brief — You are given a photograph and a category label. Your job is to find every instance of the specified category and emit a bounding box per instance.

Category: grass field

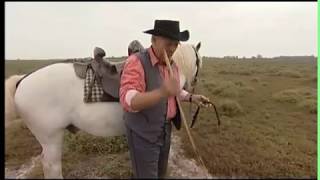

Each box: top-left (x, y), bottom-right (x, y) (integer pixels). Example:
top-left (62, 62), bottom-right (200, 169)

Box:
top-left (5, 57), bottom-right (317, 178)
top-left (180, 58), bottom-right (317, 178)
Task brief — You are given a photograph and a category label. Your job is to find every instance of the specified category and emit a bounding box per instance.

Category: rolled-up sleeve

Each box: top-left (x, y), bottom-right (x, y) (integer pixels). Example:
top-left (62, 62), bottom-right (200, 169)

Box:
top-left (179, 89), bottom-right (190, 101)
top-left (119, 55), bottom-right (145, 112)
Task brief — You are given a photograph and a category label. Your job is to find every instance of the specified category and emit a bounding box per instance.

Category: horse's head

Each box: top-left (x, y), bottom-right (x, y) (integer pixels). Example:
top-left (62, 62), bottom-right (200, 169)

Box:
top-left (128, 40), bottom-right (144, 56)
top-left (172, 42), bottom-right (202, 92)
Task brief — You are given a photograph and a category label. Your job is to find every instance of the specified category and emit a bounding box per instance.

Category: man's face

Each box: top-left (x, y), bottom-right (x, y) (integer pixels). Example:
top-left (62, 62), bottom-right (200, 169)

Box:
top-left (154, 36), bottom-right (179, 61)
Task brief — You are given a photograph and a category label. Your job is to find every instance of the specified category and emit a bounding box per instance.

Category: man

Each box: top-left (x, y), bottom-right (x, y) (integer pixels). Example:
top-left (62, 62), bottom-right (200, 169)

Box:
top-left (120, 19), bottom-right (211, 178)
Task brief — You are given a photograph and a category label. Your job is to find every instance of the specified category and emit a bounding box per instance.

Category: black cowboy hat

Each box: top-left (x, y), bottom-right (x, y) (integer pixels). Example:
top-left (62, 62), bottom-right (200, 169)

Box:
top-left (144, 20), bottom-right (189, 41)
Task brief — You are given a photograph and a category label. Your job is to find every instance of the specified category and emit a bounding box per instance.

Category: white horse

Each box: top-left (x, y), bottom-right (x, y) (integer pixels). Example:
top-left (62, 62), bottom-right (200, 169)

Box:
top-left (5, 42), bottom-right (202, 178)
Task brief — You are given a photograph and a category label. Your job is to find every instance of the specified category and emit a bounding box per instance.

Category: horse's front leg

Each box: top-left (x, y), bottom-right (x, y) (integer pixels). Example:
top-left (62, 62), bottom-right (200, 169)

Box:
top-left (40, 130), bottom-right (64, 179)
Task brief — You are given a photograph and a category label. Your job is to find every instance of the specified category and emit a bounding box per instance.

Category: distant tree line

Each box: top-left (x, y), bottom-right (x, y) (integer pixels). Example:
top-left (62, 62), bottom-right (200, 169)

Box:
top-left (202, 55), bottom-right (317, 61)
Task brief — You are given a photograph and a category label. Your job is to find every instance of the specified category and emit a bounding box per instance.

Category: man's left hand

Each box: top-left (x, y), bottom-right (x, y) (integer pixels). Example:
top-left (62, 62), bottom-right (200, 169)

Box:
top-left (191, 94), bottom-right (212, 108)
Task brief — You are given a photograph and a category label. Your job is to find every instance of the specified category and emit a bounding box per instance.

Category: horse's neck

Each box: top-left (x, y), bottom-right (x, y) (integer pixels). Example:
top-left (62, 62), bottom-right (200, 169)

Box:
top-left (179, 72), bottom-right (187, 90)
top-left (173, 44), bottom-right (194, 89)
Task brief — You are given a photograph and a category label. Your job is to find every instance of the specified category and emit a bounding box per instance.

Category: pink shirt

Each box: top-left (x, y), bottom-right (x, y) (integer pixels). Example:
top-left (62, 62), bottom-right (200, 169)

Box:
top-left (119, 46), bottom-right (189, 119)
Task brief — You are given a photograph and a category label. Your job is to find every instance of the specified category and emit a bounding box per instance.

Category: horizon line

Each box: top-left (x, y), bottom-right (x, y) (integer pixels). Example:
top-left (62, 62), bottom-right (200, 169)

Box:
top-left (5, 55), bottom-right (317, 61)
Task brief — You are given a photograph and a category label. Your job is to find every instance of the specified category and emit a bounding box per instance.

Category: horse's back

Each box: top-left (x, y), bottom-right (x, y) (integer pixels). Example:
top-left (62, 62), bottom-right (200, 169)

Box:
top-left (14, 63), bottom-right (81, 128)
top-left (16, 62), bottom-right (81, 100)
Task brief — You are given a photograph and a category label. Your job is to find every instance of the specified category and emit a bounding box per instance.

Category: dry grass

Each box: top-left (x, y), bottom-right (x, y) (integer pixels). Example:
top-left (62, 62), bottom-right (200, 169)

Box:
top-left (234, 80), bottom-right (245, 87)
top-left (272, 89), bottom-right (302, 103)
top-left (5, 119), bottom-right (42, 170)
top-left (179, 58), bottom-right (316, 178)
top-left (298, 99), bottom-right (317, 114)
top-left (61, 131), bottom-right (132, 178)
top-left (219, 99), bottom-right (243, 117)
top-left (239, 86), bottom-right (255, 93)
top-left (5, 60), bottom-right (59, 78)
top-left (5, 123), bottom-right (132, 178)
top-left (218, 69), bottom-right (253, 76)
top-left (206, 81), bottom-right (238, 97)
top-left (251, 77), bottom-right (260, 82)
top-left (5, 58), bottom-right (317, 178)
top-left (311, 75), bottom-right (317, 83)
top-left (64, 131), bottom-right (128, 155)
top-left (204, 80), bottom-right (255, 99)
top-left (275, 70), bottom-right (302, 78)
top-left (272, 87), bottom-right (317, 114)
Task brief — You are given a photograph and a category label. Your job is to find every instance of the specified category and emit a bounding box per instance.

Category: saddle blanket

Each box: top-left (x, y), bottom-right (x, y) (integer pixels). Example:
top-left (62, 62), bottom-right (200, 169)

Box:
top-left (84, 67), bottom-right (104, 103)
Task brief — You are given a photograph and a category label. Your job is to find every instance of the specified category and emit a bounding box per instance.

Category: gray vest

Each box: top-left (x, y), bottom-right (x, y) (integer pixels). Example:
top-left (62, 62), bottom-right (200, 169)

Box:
top-left (123, 49), bottom-right (181, 143)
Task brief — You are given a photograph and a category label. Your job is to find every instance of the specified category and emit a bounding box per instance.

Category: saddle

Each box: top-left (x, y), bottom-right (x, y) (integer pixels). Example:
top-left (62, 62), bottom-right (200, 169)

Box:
top-left (73, 47), bottom-right (126, 102)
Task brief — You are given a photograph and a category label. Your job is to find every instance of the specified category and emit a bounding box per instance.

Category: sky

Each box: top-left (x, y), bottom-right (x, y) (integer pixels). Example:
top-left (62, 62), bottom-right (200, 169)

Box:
top-left (5, 2), bottom-right (317, 59)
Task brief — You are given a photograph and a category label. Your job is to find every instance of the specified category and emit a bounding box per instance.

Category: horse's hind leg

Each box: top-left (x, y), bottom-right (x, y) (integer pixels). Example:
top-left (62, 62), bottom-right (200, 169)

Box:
top-left (40, 130), bottom-right (64, 179)
top-left (31, 128), bottom-right (65, 179)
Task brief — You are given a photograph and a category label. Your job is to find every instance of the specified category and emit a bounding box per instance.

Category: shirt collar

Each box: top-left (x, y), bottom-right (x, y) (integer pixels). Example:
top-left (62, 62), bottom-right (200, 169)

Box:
top-left (147, 45), bottom-right (175, 67)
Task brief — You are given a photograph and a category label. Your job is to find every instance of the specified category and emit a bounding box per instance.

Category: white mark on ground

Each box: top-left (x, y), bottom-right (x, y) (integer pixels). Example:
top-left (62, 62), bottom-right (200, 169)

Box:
top-left (5, 155), bottom-right (41, 179)
top-left (168, 133), bottom-right (216, 178)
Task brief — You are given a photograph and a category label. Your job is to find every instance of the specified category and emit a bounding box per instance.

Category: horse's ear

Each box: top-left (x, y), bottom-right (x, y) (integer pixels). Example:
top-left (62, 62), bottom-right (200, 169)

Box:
top-left (196, 42), bottom-right (201, 51)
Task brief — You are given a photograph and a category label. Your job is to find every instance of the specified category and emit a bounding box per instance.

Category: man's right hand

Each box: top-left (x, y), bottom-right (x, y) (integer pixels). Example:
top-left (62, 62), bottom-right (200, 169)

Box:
top-left (160, 76), bottom-right (179, 97)
top-left (130, 77), bottom-right (179, 111)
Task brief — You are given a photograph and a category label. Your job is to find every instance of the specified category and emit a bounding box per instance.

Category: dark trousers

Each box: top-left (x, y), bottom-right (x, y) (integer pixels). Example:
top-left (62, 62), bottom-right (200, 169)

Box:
top-left (125, 121), bottom-right (172, 178)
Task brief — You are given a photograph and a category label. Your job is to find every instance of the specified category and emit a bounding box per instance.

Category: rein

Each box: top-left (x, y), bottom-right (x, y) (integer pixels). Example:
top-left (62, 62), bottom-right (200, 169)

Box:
top-left (189, 47), bottom-right (221, 128)
top-left (190, 101), bottom-right (221, 128)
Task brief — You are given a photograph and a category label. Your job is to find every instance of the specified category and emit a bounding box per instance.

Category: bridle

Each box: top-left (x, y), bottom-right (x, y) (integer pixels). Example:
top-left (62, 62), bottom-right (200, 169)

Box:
top-left (191, 46), bottom-right (200, 87)
top-left (189, 46), bottom-right (221, 128)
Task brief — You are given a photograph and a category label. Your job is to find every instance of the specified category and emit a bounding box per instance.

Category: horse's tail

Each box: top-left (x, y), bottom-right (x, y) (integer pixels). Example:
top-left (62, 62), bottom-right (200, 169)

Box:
top-left (5, 74), bottom-right (25, 125)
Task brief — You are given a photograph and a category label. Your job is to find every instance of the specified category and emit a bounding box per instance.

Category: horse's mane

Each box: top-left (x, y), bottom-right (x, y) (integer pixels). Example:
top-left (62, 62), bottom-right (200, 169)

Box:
top-left (172, 44), bottom-right (202, 86)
